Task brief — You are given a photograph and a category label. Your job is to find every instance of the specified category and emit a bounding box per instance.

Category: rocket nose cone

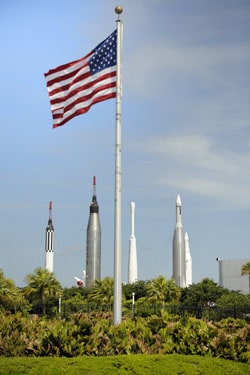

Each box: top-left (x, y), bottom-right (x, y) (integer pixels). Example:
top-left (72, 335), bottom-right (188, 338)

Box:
top-left (176, 194), bottom-right (181, 206)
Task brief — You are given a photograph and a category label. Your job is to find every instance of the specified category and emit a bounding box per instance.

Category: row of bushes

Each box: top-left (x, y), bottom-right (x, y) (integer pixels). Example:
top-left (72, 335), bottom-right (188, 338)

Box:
top-left (0, 311), bottom-right (249, 362)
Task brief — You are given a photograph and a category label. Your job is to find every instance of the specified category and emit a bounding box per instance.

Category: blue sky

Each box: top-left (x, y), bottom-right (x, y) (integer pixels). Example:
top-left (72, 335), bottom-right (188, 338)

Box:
top-left (1, 0), bottom-right (250, 287)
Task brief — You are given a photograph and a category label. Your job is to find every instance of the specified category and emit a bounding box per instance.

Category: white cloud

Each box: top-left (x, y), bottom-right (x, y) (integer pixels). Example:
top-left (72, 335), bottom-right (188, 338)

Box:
top-left (125, 43), bottom-right (250, 95)
top-left (129, 133), bottom-right (250, 209)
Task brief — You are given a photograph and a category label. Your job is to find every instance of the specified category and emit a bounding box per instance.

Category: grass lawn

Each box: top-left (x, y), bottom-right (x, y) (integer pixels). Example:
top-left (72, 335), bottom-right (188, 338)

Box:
top-left (0, 354), bottom-right (249, 375)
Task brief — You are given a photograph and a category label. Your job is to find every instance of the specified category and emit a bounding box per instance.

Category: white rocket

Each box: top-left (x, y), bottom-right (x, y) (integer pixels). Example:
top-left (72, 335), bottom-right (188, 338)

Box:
top-left (45, 201), bottom-right (54, 273)
top-left (184, 232), bottom-right (192, 286)
top-left (172, 194), bottom-right (186, 287)
top-left (128, 202), bottom-right (138, 284)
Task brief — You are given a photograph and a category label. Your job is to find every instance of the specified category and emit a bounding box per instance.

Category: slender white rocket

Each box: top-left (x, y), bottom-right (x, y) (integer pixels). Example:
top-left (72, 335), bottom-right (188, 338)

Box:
top-left (113, 5), bottom-right (123, 325)
top-left (128, 202), bottom-right (138, 284)
top-left (45, 201), bottom-right (54, 273)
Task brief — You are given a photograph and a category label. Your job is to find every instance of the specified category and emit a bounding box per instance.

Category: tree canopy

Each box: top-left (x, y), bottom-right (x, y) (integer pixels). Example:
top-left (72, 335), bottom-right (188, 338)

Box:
top-left (88, 277), bottom-right (115, 306)
top-left (24, 267), bottom-right (62, 315)
top-left (146, 275), bottom-right (181, 309)
top-left (123, 280), bottom-right (148, 301)
top-left (180, 278), bottom-right (227, 307)
top-left (0, 269), bottom-right (28, 312)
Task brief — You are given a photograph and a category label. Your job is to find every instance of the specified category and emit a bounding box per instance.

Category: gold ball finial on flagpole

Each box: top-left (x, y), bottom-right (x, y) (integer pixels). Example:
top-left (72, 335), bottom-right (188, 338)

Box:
top-left (115, 5), bottom-right (123, 15)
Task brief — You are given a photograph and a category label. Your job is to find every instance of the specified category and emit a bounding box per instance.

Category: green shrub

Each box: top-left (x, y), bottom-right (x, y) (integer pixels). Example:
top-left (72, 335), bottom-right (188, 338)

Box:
top-left (0, 311), bottom-right (249, 362)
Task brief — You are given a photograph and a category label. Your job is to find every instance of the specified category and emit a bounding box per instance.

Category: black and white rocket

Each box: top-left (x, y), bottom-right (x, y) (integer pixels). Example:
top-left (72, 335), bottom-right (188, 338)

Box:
top-left (128, 202), bottom-right (138, 284)
top-left (85, 176), bottom-right (101, 287)
top-left (45, 201), bottom-right (54, 273)
top-left (172, 194), bottom-right (186, 287)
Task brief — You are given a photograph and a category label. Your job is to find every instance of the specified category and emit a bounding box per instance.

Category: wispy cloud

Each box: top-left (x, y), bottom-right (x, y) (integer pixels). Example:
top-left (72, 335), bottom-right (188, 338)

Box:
top-left (125, 43), bottom-right (250, 95)
top-left (129, 133), bottom-right (250, 209)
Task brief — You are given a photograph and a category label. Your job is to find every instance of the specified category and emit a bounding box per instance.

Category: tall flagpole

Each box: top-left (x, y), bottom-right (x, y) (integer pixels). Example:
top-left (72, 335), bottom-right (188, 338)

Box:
top-left (113, 5), bottom-right (123, 325)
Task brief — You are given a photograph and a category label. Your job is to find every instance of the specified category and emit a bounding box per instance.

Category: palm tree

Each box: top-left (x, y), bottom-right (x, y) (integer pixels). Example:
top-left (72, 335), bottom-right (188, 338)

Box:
top-left (24, 267), bottom-right (62, 315)
top-left (0, 269), bottom-right (19, 311)
top-left (88, 277), bottom-right (114, 308)
top-left (146, 275), bottom-right (181, 310)
top-left (241, 262), bottom-right (250, 294)
top-left (0, 269), bottom-right (29, 312)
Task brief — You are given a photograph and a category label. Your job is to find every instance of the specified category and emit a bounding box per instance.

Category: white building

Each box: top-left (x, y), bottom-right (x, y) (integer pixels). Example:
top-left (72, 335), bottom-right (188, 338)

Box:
top-left (217, 258), bottom-right (250, 294)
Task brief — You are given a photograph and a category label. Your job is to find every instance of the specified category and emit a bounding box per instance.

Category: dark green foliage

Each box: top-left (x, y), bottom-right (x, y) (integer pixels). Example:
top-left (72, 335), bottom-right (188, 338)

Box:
top-left (181, 278), bottom-right (227, 308)
top-left (123, 280), bottom-right (148, 300)
top-left (63, 286), bottom-right (90, 301)
top-left (59, 286), bottom-right (91, 315)
top-left (217, 290), bottom-right (250, 307)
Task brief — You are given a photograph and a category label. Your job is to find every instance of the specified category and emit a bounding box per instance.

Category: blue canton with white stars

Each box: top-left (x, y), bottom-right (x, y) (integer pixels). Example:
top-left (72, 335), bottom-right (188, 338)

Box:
top-left (89, 30), bottom-right (117, 75)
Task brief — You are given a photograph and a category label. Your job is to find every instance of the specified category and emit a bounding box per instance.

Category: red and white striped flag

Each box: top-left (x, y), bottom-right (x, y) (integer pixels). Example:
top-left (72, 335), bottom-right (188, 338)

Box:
top-left (44, 30), bottom-right (117, 128)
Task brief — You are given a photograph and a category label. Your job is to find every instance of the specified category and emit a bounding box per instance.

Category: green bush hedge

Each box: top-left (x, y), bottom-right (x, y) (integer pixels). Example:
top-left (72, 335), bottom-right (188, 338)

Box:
top-left (0, 311), bottom-right (249, 362)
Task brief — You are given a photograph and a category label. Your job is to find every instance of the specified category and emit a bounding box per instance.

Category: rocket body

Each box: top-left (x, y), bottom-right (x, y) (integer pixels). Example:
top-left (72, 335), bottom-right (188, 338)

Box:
top-left (86, 177), bottom-right (101, 288)
top-left (172, 195), bottom-right (185, 287)
top-left (184, 232), bottom-right (192, 287)
top-left (45, 201), bottom-right (54, 273)
top-left (128, 202), bottom-right (138, 284)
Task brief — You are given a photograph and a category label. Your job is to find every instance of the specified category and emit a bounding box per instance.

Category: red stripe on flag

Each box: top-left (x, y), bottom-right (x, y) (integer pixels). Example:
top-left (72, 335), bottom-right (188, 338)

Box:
top-left (53, 92), bottom-right (116, 128)
top-left (50, 70), bottom-right (116, 107)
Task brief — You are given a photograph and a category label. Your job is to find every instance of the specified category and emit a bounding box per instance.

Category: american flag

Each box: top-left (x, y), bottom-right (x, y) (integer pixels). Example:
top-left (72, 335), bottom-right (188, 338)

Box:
top-left (44, 30), bottom-right (117, 128)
